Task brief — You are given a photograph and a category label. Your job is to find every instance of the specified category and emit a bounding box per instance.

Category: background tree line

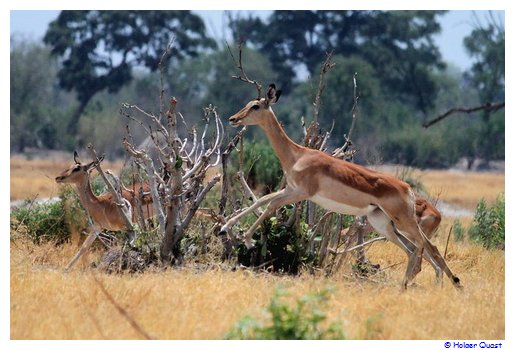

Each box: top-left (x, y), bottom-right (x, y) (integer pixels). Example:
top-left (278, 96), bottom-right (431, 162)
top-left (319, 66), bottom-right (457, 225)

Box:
top-left (10, 10), bottom-right (504, 169)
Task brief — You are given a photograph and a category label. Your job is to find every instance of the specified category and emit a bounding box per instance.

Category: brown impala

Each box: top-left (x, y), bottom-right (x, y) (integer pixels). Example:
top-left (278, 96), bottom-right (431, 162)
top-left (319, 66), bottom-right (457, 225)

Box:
top-left (221, 84), bottom-right (461, 289)
top-left (55, 152), bottom-right (154, 230)
top-left (55, 151), bottom-right (153, 270)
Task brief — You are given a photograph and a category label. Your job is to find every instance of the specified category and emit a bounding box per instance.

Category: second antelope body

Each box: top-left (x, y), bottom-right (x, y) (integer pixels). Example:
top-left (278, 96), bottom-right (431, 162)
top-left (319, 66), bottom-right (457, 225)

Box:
top-left (221, 84), bottom-right (462, 290)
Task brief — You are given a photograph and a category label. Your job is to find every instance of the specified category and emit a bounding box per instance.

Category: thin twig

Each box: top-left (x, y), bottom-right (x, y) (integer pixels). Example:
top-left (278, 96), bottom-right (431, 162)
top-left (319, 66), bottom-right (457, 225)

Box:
top-left (91, 273), bottom-right (154, 340)
top-left (159, 37), bottom-right (176, 120)
top-left (347, 72), bottom-right (360, 142)
top-left (423, 101), bottom-right (505, 128)
top-left (328, 237), bottom-right (386, 255)
top-left (226, 41), bottom-right (262, 98)
top-left (444, 225), bottom-right (453, 259)
top-left (313, 51), bottom-right (335, 124)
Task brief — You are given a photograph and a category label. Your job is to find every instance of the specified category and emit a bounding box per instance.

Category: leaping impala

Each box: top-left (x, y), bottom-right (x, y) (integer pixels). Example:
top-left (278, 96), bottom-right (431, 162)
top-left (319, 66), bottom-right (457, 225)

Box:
top-left (55, 151), bottom-right (153, 270)
top-left (221, 84), bottom-right (461, 289)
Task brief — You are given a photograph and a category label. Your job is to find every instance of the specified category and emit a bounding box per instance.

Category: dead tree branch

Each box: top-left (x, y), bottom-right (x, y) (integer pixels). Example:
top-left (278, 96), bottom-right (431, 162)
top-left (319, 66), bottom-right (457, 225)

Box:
top-left (332, 72), bottom-right (359, 160)
top-left (122, 97), bottom-right (224, 264)
top-left (423, 101), bottom-right (505, 128)
top-left (159, 37), bottom-right (175, 119)
top-left (227, 41), bottom-right (262, 98)
top-left (313, 50), bottom-right (336, 125)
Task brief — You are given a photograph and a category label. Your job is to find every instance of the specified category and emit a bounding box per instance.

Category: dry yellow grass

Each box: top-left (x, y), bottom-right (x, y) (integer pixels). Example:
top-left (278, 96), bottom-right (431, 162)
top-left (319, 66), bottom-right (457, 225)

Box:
top-left (10, 158), bottom-right (505, 340)
top-left (373, 165), bottom-right (505, 211)
top-left (417, 170), bottom-right (504, 210)
top-left (10, 234), bottom-right (504, 340)
top-left (10, 155), bottom-right (126, 201)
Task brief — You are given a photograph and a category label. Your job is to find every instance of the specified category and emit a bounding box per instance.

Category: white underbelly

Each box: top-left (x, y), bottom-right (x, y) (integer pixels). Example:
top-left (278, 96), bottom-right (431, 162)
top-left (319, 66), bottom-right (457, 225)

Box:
top-left (310, 194), bottom-right (376, 216)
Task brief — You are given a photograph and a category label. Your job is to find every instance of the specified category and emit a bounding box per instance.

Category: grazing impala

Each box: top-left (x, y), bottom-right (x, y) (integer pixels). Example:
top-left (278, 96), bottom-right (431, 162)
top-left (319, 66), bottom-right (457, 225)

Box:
top-left (221, 84), bottom-right (461, 289)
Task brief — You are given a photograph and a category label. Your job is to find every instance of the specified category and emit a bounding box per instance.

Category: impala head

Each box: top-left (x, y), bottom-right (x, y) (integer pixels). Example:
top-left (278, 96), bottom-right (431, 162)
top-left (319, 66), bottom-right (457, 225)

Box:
top-left (229, 84), bottom-right (282, 127)
top-left (55, 151), bottom-right (104, 184)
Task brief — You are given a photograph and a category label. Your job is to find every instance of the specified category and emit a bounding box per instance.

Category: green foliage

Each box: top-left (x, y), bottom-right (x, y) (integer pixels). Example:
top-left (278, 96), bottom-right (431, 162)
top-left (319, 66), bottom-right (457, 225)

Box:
top-left (468, 194), bottom-right (505, 249)
top-left (242, 141), bottom-right (283, 192)
top-left (10, 11), bottom-right (504, 167)
top-left (10, 199), bottom-right (69, 245)
top-left (229, 10), bottom-right (446, 111)
top-left (464, 20), bottom-right (505, 103)
top-left (381, 122), bottom-right (463, 168)
top-left (225, 287), bottom-right (345, 340)
top-left (43, 10), bottom-right (216, 135)
top-left (10, 37), bottom-right (74, 152)
top-left (169, 47), bottom-right (277, 126)
top-left (463, 18), bottom-right (505, 161)
top-left (236, 210), bottom-right (310, 274)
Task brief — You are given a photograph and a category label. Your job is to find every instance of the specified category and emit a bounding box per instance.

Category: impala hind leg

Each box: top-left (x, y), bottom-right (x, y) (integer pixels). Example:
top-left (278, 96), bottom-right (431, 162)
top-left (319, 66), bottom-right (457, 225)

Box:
top-left (366, 209), bottom-right (417, 288)
top-left (394, 233), bottom-right (443, 285)
top-left (395, 219), bottom-right (462, 290)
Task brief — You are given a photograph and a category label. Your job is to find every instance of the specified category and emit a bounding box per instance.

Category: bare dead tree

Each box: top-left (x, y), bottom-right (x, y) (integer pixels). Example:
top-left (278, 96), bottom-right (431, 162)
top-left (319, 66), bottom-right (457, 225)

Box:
top-left (119, 39), bottom-right (225, 265)
top-left (122, 101), bottom-right (224, 264)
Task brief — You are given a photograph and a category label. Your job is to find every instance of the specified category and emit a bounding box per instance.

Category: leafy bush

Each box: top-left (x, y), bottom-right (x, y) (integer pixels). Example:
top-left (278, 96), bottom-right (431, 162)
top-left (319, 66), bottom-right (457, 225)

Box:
top-left (10, 199), bottom-right (69, 244)
top-left (468, 194), bottom-right (505, 249)
top-left (242, 141), bottom-right (283, 192)
top-left (236, 213), bottom-right (309, 274)
top-left (381, 124), bottom-right (460, 168)
top-left (225, 287), bottom-right (345, 340)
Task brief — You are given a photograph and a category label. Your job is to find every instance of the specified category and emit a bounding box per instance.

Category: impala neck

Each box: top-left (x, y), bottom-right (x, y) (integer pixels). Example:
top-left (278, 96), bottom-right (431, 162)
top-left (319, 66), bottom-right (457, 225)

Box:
top-left (259, 109), bottom-right (302, 170)
top-left (74, 174), bottom-right (99, 208)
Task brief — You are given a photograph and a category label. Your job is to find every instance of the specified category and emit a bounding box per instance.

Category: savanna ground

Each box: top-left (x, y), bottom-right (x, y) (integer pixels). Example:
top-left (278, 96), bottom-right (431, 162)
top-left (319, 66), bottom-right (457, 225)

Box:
top-left (10, 155), bottom-right (505, 340)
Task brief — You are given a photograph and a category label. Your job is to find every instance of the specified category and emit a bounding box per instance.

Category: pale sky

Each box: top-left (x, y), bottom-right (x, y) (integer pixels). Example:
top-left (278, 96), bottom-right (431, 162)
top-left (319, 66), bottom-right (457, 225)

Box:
top-left (9, 10), bottom-right (505, 72)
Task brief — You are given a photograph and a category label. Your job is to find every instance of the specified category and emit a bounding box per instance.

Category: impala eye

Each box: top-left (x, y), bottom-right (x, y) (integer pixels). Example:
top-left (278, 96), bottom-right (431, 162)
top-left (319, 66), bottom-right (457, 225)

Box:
top-left (251, 105), bottom-right (260, 110)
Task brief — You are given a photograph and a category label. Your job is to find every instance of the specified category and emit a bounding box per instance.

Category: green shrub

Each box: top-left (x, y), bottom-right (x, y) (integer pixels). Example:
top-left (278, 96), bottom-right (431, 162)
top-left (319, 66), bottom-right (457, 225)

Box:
top-left (468, 193), bottom-right (505, 249)
top-left (242, 141), bottom-right (283, 192)
top-left (235, 206), bottom-right (313, 274)
top-left (225, 287), bottom-right (345, 340)
top-left (10, 199), bottom-right (69, 244)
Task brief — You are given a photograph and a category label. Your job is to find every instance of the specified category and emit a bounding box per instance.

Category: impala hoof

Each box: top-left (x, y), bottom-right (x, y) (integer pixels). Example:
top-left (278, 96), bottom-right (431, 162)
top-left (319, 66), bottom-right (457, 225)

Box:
top-left (453, 276), bottom-right (463, 290)
top-left (244, 238), bottom-right (256, 250)
top-left (218, 224), bottom-right (230, 236)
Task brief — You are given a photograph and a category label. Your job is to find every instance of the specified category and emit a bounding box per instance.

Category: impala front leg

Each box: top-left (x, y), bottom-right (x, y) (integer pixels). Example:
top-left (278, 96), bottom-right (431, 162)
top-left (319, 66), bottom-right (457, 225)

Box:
top-left (219, 189), bottom-right (287, 236)
top-left (64, 228), bottom-right (100, 272)
top-left (242, 188), bottom-right (308, 248)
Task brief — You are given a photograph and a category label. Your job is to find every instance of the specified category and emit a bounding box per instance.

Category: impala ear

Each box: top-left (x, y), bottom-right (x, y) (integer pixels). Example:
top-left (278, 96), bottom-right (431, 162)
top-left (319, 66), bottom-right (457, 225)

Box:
top-left (73, 151), bottom-right (81, 164)
top-left (265, 84), bottom-right (282, 106)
